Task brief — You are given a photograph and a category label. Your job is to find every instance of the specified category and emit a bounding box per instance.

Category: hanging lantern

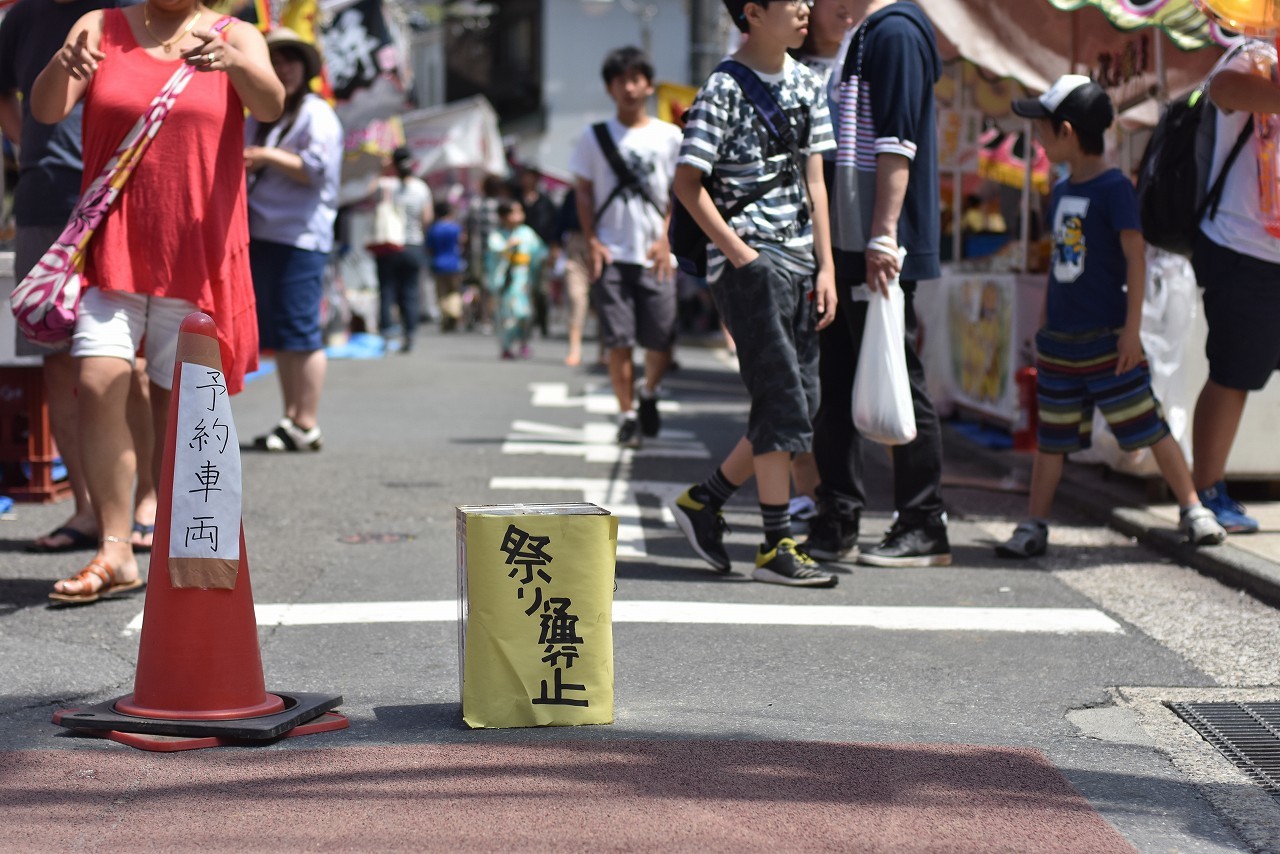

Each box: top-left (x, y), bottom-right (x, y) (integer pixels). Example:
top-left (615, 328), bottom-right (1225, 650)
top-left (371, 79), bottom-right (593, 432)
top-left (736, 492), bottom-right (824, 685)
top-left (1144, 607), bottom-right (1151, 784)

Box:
top-left (1193, 0), bottom-right (1280, 37)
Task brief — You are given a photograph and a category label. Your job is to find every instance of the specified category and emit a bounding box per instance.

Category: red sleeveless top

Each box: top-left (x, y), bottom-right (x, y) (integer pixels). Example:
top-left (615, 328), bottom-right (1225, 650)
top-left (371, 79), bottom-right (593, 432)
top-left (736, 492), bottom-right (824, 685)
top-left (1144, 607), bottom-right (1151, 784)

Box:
top-left (81, 10), bottom-right (258, 393)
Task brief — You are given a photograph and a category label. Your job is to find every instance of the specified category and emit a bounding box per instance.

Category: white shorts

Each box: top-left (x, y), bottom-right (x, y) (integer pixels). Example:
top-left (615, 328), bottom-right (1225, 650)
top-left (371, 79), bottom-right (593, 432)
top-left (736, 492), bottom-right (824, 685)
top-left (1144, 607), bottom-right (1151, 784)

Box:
top-left (71, 288), bottom-right (200, 390)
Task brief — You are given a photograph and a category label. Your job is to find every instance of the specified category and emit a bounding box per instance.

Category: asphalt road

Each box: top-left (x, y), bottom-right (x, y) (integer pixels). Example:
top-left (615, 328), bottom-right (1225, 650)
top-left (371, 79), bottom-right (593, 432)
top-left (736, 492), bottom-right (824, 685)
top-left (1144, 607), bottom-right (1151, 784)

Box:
top-left (3, 326), bottom-right (1280, 852)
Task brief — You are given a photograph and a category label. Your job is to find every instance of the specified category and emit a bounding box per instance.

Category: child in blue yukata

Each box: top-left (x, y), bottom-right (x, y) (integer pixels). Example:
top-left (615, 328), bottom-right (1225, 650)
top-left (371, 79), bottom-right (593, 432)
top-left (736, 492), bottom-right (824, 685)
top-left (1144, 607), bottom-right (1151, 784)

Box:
top-left (486, 200), bottom-right (547, 359)
top-left (997, 75), bottom-right (1226, 558)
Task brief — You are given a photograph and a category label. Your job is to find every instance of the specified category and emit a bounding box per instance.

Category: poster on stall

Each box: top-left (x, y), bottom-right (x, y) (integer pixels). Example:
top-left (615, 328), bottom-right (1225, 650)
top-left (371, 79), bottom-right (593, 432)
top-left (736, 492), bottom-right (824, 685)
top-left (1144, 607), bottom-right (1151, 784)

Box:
top-left (946, 275), bottom-right (1018, 423)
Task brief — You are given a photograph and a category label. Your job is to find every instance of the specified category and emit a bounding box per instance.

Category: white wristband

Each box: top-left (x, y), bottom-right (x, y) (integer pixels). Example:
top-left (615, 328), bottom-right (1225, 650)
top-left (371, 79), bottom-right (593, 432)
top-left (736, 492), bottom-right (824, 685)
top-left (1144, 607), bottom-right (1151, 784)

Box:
top-left (866, 235), bottom-right (899, 257)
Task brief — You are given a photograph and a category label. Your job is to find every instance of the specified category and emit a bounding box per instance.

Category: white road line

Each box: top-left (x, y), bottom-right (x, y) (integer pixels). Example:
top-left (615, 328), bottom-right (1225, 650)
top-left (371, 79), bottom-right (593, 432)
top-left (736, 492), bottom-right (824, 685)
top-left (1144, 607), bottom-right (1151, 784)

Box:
top-left (124, 601), bottom-right (1122, 635)
top-left (489, 476), bottom-right (688, 557)
top-left (529, 382), bottom-right (735, 417)
top-left (503, 420), bottom-right (710, 462)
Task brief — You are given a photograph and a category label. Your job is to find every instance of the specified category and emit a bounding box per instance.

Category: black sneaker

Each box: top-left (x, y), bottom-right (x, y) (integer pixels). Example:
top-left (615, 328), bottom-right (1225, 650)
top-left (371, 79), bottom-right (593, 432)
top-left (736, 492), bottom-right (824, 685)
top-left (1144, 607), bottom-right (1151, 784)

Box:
top-left (616, 415), bottom-right (642, 449)
top-left (638, 395), bottom-right (661, 437)
top-left (802, 510), bottom-right (859, 563)
top-left (752, 538), bottom-right (837, 588)
top-left (858, 517), bottom-right (951, 567)
top-left (671, 489), bottom-right (731, 572)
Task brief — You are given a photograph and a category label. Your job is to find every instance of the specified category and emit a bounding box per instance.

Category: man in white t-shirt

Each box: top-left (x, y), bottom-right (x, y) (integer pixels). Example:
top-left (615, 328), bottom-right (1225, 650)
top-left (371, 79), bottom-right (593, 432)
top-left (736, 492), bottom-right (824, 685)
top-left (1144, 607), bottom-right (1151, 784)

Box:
top-left (568, 46), bottom-right (682, 448)
top-left (1189, 43), bottom-right (1280, 535)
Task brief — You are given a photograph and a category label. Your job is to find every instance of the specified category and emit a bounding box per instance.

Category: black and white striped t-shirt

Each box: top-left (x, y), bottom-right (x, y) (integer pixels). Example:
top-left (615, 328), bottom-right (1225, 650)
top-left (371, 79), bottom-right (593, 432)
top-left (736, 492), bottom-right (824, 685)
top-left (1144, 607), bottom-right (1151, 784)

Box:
top-left (678, 56), bottom-right (834, 282)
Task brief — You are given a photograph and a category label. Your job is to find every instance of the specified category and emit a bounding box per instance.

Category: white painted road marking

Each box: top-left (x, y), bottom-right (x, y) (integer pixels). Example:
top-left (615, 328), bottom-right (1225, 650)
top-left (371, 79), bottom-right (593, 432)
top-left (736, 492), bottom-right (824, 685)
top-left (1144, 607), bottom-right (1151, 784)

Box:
top-left (502, 420), bottom-right (710, 462)
top-left (489, 476), bottom-right (688, 557)
top-left (124, 601), bottom-right (1122, 635)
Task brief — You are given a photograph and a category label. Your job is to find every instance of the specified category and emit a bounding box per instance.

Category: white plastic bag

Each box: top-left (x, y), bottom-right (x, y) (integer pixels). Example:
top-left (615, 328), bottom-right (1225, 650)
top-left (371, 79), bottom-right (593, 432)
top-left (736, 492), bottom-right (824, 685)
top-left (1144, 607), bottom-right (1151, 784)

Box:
top-left (852, 277), bottom-right (917, 446)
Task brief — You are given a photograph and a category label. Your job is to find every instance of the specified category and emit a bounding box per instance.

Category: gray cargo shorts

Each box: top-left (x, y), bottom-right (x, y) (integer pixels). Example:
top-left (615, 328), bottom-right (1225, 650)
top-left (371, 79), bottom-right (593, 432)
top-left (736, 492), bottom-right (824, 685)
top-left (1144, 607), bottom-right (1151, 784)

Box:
top-left (710, 251), bottom-right (820, 455)
top-left (592, 262), bottom-right (677, 351)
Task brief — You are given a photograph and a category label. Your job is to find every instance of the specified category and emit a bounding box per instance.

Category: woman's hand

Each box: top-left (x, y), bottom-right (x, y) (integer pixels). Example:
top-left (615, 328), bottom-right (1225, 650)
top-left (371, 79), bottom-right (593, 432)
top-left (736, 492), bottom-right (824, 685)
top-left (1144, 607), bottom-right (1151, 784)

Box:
top-left (182, 28), bottom-right (241, 72)
top-left (57, 29), bottom-right (104, 81)
top-left (243, 145), bottom-right (270, 173)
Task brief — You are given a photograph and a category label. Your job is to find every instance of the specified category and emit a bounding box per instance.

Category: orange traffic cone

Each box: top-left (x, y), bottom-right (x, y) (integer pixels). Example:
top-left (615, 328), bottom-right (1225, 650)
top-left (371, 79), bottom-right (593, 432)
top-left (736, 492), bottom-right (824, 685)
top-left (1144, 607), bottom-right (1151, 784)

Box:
top-left (54, 313), bottom-right (347, 751)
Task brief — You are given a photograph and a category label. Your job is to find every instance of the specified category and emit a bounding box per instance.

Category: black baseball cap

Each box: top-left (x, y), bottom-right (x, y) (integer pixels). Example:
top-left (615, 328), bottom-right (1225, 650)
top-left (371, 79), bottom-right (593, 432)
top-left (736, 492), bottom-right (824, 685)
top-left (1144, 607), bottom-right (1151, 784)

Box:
top-left (1011, 74), bottom-right (1115, 136)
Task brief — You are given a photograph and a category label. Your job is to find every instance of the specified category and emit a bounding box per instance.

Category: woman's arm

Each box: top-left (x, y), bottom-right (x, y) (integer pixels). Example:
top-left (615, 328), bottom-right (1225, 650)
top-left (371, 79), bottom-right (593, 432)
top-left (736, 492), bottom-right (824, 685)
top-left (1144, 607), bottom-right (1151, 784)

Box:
top-left (31, 12), bottom-right (103, 124)
top-left (245, 99), bottom-right (341, 185)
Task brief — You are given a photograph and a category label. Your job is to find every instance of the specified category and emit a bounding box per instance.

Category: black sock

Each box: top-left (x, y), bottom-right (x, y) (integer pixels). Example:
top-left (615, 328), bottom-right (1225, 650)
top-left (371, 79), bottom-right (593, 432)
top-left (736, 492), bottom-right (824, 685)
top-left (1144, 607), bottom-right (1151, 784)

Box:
top-left (761, 502), bottom-right (791, 547)
top-left (692, 467), bottom-right (738, 510)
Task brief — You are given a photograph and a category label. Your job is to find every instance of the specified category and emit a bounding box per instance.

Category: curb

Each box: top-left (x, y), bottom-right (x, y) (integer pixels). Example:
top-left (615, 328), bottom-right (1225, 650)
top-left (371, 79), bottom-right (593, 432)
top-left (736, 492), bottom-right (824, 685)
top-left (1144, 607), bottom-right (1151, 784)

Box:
top-left (942, 425), bottom-right (1280, 609)
top-left (1110, 506), bottom-right (1280, 609)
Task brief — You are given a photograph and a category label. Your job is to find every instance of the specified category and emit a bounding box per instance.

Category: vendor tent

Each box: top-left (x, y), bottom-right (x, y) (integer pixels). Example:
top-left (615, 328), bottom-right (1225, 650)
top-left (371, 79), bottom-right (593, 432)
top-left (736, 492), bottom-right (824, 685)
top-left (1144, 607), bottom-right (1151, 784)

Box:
top-left (921, 0), bottom-right (1222, 107)
top-left (1045, 0), bottom-right (1229, 50)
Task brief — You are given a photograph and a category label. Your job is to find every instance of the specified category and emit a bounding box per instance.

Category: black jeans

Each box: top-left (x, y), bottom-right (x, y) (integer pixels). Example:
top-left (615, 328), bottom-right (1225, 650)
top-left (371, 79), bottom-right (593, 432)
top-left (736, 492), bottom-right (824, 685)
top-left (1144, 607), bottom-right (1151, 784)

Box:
top-left (376, 248), bottom-right (423, 342)
top-left (811, 278), bottom-right (944, 524)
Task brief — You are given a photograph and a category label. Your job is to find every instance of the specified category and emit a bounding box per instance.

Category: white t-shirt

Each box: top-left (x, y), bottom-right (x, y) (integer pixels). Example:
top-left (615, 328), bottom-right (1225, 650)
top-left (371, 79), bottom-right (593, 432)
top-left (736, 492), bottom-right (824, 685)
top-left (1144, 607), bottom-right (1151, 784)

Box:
top-left (568, 116), bottom-right (682, 266)
top-left (380, 176), bottom-right (433, 247)
top-left (1201, 47), bottom-right (1280, 265)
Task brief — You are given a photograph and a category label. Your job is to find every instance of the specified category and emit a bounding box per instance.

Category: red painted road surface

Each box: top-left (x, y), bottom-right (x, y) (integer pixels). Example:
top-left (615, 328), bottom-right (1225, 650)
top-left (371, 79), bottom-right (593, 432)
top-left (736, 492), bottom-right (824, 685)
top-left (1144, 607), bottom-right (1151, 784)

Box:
top-left (2, 739), bottom-right (1134, 852)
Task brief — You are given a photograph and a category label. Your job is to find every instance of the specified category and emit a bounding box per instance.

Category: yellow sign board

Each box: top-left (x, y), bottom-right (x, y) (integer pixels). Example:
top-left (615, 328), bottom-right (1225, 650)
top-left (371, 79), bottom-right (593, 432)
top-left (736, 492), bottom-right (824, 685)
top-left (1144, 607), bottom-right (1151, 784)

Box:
top-left (457, 504), bottom-right (618, 728)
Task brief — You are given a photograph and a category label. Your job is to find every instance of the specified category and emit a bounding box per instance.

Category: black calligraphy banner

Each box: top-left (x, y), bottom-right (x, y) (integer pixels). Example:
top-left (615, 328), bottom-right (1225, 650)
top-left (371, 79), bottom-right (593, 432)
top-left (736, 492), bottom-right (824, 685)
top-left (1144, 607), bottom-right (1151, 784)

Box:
top-left (320, 0), bottom-right (393, 101)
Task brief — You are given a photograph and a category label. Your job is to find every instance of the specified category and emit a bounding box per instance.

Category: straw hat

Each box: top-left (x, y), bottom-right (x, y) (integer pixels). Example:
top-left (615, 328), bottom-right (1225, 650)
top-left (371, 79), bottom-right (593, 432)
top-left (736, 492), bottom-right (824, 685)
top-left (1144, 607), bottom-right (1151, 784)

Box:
top-left (265, 27), bottom-right (323, 81)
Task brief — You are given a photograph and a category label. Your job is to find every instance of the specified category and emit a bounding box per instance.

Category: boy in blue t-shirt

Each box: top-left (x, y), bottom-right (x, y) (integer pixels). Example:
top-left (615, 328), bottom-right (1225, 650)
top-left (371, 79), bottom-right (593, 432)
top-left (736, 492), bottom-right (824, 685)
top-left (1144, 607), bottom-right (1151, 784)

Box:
top-left (997, 75), bottom-right (1226, 558)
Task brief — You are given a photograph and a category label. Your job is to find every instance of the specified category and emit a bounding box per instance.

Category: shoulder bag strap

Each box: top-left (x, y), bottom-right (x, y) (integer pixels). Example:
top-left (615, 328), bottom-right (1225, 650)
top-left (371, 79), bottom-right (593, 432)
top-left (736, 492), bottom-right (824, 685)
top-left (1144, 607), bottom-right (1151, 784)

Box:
top-left (592, 122), bottom-right (663, 221)
top-left (1200, 114), bottom-right (1255, 223)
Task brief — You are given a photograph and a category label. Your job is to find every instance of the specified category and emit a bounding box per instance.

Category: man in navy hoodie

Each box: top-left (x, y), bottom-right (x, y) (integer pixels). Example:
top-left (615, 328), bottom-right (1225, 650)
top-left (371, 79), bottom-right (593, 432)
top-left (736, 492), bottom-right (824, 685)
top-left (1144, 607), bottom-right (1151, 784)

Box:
top-left (803, 0), bottom-right (949, 568)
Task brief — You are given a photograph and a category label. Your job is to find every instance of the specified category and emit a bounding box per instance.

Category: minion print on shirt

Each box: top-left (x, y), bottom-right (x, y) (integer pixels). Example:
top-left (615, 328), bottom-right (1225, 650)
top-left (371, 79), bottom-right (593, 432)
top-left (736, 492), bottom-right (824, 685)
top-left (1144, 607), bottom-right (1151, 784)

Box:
top-left (1052, 195), bottom-right (1090, 283)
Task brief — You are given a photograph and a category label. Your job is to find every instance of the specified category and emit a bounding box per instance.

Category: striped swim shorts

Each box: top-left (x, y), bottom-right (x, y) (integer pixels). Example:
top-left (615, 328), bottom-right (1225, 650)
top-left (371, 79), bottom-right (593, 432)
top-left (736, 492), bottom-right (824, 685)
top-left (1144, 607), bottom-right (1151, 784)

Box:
top-left (1034, 327), bottom-right (1170, 455)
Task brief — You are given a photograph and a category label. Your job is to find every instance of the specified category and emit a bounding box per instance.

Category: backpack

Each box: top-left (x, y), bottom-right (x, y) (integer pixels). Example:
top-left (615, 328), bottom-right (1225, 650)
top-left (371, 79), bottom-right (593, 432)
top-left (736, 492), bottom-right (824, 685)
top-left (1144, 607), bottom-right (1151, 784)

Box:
top-left (669, 60), bottom-right (808, 278)
top-left (1136, 53), bottom-right (1253, 257)
top-left (591, 122), bottom-right (665, 222)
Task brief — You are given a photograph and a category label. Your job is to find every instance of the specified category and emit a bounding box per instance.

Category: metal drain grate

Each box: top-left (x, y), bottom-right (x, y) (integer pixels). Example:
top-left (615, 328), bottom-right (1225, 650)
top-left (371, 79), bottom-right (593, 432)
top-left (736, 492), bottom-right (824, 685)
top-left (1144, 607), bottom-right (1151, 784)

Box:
top-left (1170, 702), bottom-right (1280, 796)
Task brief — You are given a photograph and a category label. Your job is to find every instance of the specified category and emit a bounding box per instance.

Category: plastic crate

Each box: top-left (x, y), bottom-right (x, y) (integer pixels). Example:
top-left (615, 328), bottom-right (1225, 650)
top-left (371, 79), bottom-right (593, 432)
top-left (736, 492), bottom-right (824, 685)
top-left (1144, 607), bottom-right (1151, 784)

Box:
top-left (0, 365), bottom-right (71, 503)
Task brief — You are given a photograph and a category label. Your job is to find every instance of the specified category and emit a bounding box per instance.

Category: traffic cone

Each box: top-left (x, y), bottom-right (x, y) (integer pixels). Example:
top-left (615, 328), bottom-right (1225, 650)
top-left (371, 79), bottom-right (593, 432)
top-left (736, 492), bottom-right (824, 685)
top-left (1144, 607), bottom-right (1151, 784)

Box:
top-left (54, 313), bottom-right (347, 751)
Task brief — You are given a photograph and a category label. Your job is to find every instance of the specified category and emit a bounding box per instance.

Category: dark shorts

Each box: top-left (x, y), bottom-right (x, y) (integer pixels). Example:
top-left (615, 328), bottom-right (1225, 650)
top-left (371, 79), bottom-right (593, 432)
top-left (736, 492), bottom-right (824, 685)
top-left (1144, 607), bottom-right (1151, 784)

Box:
top-left (591, 262), bottom-right (676, 351)
top-left (250, 238), bottom-right (327, 352)
top-left (1192, 231), bottom-right (1280, 391)
top-left (1035, 328), bottom-right (1170, 455)
top-left (710, 252), bottom-right (819, 455)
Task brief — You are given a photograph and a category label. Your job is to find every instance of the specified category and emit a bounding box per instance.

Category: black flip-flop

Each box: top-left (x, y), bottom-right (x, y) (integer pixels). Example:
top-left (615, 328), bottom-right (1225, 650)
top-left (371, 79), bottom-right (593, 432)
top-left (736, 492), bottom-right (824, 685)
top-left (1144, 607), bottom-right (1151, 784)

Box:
top-left (132, 521), bottom-right (155, 553)
top-left (26, 526), bottom-right (97, 554)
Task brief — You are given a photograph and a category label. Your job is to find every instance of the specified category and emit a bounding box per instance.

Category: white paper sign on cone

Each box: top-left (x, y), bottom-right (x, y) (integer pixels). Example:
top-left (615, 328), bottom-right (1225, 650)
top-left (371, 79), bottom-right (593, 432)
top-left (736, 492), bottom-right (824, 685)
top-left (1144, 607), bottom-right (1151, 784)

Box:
top-left (168, 333), bottom-right (242, 589)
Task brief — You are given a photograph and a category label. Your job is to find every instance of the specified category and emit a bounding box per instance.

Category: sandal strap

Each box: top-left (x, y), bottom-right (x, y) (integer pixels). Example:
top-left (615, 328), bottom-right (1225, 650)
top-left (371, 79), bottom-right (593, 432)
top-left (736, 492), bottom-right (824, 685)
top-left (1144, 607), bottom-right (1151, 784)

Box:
top-left (63, 560), bottom-right (117, 593)
top-left (272, 424), bottom-right (300, 451)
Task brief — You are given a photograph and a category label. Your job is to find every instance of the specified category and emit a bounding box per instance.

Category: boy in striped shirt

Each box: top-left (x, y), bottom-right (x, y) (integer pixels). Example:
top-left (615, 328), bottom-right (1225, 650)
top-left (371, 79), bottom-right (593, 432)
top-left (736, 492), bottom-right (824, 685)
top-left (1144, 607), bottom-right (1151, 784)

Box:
top-left (669, 0), bottom-right (840, 587)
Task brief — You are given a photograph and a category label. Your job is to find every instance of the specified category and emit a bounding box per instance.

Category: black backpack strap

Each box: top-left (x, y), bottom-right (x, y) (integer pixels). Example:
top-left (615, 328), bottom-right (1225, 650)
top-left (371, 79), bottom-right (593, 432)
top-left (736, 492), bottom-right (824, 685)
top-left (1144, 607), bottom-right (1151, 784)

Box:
top-left (713, 59), bottom-right (810, 226)
top-left (1200, 114), bottom-right (1255, 223)
top-left (591, 122), bottom-right (663, 221)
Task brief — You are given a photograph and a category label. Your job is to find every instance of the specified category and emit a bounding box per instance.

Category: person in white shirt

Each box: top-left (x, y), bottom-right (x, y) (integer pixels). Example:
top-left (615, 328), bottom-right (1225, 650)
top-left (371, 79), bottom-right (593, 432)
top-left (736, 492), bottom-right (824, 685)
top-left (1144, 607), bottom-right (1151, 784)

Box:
top-left (1188, 42), bottom-right (1280, 534)
top-left (374, 147), bottom-right (433, 354)
top-left (568, 46), bottom-right (682, 449)
top-left (245, 28), bottom-right (343, 452)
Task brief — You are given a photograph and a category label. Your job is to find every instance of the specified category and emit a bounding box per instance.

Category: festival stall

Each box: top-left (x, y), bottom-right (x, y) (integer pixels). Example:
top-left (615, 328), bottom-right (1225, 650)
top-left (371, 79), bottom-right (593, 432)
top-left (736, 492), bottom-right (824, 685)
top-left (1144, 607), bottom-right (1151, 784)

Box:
top-left (918, 0), bottom-right (1280, 480)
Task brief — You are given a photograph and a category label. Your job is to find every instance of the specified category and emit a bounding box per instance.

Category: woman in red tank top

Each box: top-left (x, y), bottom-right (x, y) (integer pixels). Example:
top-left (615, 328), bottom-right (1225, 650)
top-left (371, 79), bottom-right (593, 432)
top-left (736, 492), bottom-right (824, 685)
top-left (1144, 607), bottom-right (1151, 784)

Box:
top-left (30, 2), bottom-right (284, 604)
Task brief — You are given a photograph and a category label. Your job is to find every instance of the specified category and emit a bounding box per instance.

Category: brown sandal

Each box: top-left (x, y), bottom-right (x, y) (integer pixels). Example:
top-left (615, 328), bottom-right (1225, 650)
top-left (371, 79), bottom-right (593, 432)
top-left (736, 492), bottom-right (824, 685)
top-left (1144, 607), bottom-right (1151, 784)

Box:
top-left (48, 560), bottom-right (145, 606)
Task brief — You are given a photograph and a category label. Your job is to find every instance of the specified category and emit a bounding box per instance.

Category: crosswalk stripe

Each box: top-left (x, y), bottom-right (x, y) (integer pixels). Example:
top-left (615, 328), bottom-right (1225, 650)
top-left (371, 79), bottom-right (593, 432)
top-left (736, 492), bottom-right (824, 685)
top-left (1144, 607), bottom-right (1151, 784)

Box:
top-left (123, 601), bottom-right (1122, 634)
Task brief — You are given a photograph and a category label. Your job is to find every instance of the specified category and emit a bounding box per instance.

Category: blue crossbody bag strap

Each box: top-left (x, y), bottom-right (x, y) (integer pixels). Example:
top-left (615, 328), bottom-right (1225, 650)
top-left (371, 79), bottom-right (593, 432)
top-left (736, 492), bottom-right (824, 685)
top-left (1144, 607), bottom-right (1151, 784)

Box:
top-left (715, 60), bottom-right (798, 153)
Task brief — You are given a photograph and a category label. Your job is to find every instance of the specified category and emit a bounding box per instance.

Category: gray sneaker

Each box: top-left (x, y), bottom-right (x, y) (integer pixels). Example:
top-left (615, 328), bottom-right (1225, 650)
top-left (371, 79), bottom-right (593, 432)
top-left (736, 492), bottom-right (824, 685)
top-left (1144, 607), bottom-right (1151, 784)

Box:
top-left (995, 519), bottom-right (1048, 558)
top-left (1181, 505), bottom-right (1227, 546)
